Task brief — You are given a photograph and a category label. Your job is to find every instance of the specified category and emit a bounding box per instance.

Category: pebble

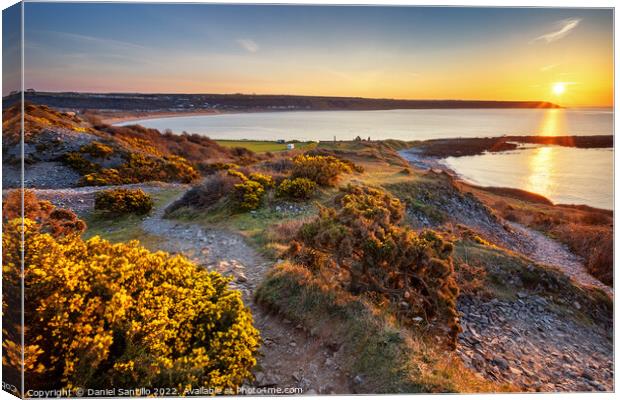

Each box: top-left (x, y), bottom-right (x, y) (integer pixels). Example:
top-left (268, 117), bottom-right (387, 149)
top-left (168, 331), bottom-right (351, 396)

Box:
top-left (457, 295), bottom-right (612, 392)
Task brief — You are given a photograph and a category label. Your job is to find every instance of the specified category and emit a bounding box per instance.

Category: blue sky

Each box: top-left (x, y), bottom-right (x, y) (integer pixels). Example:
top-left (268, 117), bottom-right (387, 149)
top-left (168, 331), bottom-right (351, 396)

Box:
top-left (13, 3), bottom-right (614, 105)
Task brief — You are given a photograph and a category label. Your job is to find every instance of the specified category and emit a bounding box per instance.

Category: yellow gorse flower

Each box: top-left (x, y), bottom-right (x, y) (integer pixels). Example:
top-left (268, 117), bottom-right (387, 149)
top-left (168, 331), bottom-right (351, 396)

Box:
top-left (2, 218), bottom-right (260, 392)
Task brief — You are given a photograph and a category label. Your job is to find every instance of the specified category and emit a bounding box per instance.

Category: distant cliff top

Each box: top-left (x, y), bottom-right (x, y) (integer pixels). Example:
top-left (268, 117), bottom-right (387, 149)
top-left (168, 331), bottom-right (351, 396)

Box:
top-left (2, 91), bottom-right (560, 112)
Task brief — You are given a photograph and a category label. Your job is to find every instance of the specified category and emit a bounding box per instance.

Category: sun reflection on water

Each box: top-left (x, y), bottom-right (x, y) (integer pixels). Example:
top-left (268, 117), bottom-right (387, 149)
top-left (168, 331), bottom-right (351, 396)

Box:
top-left (526, 146), bottom-right (554, 198)
top-left (539, 108), bottom-right (567, 136)
top-left (525, 109), bottom-right (566, 197)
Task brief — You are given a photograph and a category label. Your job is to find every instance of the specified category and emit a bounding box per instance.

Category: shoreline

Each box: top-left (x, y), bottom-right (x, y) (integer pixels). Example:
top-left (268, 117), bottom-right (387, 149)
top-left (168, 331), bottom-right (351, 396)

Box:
top-left (398, 148), bottom-right (613, 213)
top-left (99, 109), bottom-right (226, 125)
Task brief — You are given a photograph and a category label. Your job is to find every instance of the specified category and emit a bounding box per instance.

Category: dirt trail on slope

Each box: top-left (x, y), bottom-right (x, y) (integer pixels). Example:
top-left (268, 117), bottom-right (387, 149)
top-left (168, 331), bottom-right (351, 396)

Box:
top-left (141, 192), bottom-right (351, 394)
top-left (506, 221), bottom-right (613, 298)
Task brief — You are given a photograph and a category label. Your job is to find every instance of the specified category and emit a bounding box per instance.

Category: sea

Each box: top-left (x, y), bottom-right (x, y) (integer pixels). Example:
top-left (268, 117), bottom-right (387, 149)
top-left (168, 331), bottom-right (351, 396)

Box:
top-left (119, 108), bottom-right (613, 209)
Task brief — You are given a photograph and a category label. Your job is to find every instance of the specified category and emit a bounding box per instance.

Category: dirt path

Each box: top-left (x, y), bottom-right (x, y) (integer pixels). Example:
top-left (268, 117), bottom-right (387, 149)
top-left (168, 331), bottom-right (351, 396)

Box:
top-left (25, 182), bottom-right (189, 216)
top-left (141, 193), bottom-right (351, 394)
top-left (506, 221), bottom-right (613, 298)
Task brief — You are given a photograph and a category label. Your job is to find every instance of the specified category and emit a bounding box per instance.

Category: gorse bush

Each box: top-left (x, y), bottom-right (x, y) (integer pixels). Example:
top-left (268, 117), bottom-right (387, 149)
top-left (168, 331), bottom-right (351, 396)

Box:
top-left (121, 154), bottom-right (199, 184)
top-left (2, 218), bottom-right (260, 391)
top-left (2, 190), bottom-right (86, 237)
top-left (63, 152), bottom-right (100, 175)
top-left (234, 180), bottom-right (266, 211)
top-left (248, 172), bottom-right (275, 188)
top-left (227, 168), bottom-right (248, 181)
top-left (289, 185), bottom-right (461, 348)
top-left (94, 188), bottom-right (154, 215)
top-left (277, 178), bottom-right (317, 200)
top-left (78, 154), bottom-right (199, 186)
top-left (80, 168), bottom-right (124, 186)
top-left (291, 155), bottom-right (352, 186)
top-left (80, 141), bottom-right (114, 159)
top-left (223, 169), bottom-right (275, 211)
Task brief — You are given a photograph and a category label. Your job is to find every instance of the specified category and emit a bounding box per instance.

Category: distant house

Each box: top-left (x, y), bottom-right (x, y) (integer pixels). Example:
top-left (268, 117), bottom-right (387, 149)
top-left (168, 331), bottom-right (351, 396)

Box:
top-left (287, 143), bottom-right (295, 150)
top-left (276, 139), bottom-right (285, 143)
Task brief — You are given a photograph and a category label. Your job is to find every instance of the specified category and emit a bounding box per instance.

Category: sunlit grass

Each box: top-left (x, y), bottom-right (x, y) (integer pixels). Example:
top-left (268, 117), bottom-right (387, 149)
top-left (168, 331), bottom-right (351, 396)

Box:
top-left (215, 140), bottom-right (316, 153)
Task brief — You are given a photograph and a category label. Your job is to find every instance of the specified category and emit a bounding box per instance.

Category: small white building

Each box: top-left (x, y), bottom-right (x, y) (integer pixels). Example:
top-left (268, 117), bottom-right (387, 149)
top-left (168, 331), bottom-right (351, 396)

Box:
top-left (287, 143), bottom-right (295, 150)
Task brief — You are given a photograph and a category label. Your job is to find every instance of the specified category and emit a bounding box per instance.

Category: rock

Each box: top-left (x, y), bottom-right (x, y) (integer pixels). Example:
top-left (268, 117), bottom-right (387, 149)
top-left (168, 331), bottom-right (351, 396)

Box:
top-left (573, 301), bottom-right (582, 310)
top-left (236, 272), bottom-right (247, 283)
top-left (581, 370), bottom-right (595, 381)
top-left (292, 371), bottom-right (302, 382)
top-left (290, 341), bottom-right (297, 347)
top-left (493, 357), bottom-right (509, 370)
top-left (473, 353), bottom-right (485, 368)
top-left (353, 375), bottom-right (364, 385)
top-left (509, 366), bottom-right (522, 376)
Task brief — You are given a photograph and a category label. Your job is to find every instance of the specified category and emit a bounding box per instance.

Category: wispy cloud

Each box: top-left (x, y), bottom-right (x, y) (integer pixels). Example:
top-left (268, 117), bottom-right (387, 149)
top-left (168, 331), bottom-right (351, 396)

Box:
top-left (540, 63), bottom-right (559, 72)
top-left (236, 38), bottom-right (259, 53)
top-left (32, 30), bottom-right (148, 51)
top-left (532, 18), bottom-right (581, 43)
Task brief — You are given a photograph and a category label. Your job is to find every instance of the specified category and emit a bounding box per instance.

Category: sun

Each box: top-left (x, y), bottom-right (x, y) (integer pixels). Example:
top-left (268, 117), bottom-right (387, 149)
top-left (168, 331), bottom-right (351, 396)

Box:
top-left (552, 82), bottom-right (566, 96)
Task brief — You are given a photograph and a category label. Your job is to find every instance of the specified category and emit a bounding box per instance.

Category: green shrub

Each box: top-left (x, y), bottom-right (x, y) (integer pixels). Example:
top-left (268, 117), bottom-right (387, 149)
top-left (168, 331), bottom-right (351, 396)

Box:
top-left (234, 180), bottom-right (265, 211)
top-left (94, 188), bottom-right (154, 215)
top-left (80, 141), bottom-right (114, 158)
top-left (290, 185), bottom-right (461, 348)
top-left (277, 178), bottom-right (317, 200)
top-left (291, 154), bottom-right (352, 186)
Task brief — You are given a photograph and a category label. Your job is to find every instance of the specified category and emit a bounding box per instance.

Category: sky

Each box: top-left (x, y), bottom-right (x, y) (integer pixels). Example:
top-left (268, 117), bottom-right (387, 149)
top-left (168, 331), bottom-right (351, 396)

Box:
top-left (12, 3), bottom-right (615, 106)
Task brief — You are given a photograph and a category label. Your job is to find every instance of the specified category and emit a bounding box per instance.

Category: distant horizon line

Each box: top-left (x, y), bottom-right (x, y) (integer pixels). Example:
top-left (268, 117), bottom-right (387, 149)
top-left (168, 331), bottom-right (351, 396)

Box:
top-left (5, 89), bottom-right (613, 108)
top-left (6, 89), bottom-right (563, 104)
